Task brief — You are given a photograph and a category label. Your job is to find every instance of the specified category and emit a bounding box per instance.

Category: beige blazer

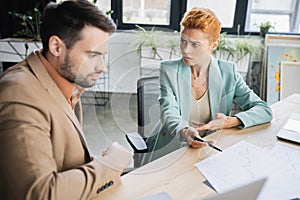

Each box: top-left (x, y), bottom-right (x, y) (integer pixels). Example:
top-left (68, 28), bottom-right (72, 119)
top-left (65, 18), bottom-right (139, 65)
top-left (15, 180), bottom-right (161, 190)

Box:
top-left (0, 51), bottom-right (121, 200)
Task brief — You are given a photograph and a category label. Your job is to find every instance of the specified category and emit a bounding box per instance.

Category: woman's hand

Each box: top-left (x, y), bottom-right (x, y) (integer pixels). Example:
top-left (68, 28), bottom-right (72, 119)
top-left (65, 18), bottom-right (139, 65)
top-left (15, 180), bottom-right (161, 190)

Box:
top-left (180, 126), bottom-right (213, 148)
top-left (196, 113), bottom-right (242, 131)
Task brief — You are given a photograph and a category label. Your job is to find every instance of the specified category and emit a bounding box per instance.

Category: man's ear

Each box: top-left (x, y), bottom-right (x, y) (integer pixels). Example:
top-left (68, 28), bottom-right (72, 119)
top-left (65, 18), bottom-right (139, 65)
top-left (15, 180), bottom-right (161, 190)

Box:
top-left (48, 35), bottom-right (65, 57)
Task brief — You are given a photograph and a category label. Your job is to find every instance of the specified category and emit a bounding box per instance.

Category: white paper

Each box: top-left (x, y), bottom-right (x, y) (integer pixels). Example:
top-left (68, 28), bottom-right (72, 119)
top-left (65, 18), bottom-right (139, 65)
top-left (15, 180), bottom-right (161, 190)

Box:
top-left (283, 119), bottom-right (300, 134)
top-left (195, 141), bottom-right (300, 199)
top-left (257, 144), bottom-right (300, 200)
top-left (195, 141), bottom-right (272, 193)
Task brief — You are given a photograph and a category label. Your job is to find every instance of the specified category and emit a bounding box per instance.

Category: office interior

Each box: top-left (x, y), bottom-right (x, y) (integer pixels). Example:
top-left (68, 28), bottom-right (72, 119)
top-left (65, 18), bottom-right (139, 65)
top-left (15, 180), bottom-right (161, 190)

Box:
top-left (1, 1), bottom-right (300, 198)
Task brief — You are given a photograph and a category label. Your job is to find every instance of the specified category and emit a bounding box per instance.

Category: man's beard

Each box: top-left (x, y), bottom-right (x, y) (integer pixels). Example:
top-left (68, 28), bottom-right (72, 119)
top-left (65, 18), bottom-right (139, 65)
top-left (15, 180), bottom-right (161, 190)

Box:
top-left (60, 54), bottom-right (95, 88)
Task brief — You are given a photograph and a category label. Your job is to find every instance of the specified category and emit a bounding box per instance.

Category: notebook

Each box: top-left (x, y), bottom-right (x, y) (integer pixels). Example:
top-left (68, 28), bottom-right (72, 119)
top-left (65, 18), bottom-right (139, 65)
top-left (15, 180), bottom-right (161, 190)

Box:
top-left (204, 177), bottom-right (267, 200)
top-left (277, 113), bottom-right (300, 145)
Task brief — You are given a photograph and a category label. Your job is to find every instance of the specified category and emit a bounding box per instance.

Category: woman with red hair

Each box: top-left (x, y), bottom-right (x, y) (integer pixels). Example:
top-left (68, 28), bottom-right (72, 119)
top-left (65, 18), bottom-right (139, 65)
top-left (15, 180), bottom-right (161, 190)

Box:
top-left (159, 8), bottom-right (272, 149)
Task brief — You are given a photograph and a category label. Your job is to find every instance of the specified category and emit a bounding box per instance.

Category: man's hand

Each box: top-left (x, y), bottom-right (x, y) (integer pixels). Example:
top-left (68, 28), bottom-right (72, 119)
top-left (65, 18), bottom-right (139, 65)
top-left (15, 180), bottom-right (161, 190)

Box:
top-left (101, 142), bottom-right (133, 171)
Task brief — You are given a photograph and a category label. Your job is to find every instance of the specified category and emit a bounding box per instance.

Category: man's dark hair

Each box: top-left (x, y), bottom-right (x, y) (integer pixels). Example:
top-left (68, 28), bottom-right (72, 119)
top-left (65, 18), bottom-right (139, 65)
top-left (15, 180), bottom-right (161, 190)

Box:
top-left (40, 0), bottom-right (116, 55)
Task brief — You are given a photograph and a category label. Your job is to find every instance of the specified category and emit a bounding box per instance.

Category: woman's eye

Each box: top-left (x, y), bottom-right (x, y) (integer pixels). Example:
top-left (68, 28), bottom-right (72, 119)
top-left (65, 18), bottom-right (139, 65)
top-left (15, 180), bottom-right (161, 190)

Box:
top-left (180, 38), bottom-right (187, 44)
top-left (192, 42), bottom-right (200, 48)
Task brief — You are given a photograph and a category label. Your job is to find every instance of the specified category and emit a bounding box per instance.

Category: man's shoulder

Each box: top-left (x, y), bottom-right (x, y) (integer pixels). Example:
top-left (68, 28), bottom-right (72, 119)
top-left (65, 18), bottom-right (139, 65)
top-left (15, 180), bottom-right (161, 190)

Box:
top-left (0, 62), bottom-right (38, 97)
top-left (0, 62), bottom-right (32, 83)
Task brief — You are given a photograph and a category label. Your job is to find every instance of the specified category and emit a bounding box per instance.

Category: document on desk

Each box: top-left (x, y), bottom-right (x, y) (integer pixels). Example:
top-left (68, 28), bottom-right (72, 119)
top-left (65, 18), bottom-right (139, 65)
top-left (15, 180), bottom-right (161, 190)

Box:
top-left (257, 143), bottom-right (300, 200)
top-left (195, 140), bottom-right (300, 200)
top-left (195, 141), bottom-right (277, 193)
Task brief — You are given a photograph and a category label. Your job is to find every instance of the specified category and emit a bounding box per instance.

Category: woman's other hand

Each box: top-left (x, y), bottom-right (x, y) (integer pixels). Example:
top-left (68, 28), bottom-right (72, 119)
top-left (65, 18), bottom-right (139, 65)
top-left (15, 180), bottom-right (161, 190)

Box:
top-left (196, 113), bottom-right (242, 131)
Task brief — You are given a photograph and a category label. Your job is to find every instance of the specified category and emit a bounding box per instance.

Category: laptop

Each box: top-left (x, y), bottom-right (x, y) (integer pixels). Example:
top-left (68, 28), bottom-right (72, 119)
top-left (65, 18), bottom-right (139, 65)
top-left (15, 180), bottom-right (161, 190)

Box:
top-left (204, 177), bottom-right (267, 200)
top-left (277, 113), bottom-right (300, 145)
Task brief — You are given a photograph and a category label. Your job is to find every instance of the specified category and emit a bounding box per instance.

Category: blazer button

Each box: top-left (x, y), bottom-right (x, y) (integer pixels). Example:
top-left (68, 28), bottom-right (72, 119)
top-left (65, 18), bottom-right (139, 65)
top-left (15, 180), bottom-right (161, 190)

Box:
top-left (97, 181), bottom-right (114, 194)
top-left (97, 186), bottom-right (105, 194)
top-left (104, 183), bottom-right (109, 189)
top-left (108, 180), bottom-right (114, 186)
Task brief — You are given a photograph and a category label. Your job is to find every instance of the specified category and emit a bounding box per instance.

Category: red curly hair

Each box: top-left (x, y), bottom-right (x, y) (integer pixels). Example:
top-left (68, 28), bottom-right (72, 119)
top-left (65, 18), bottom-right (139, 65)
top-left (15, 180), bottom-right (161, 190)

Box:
top-left (180, 7), bottom-right (221, 43)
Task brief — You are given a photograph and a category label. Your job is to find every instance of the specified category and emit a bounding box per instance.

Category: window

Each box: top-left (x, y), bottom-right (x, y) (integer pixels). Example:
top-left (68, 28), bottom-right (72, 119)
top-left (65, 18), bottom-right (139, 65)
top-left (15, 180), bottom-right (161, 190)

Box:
top-left (186, 0), bottom-right (237, 28)
top-left (95, 0), bottom-right (111, 15)
top-left (56, 0), bottom-right (300, 35)
top-left (186, 0), bottom-right (300, 34)
top-left (112, 0), bottom-right (184, 31)
top-left (186, 0), bottom-right (245, 34)
top-left (245, 0), bottom-right (300, 34)
top-left (122, 0), bottom-right (170, 25)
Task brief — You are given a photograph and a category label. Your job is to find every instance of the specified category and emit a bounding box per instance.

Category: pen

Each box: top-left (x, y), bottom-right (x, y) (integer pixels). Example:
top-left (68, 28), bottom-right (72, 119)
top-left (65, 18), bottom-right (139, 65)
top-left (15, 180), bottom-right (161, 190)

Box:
top-left (191, 135), bottom-right (222, 152)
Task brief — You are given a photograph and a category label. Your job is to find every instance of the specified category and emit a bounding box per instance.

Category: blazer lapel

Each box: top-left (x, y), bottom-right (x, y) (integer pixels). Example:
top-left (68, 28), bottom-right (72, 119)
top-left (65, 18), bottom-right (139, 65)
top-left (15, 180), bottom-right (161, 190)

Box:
top-left (178, 59), bottom-right (191, 119)
top-left (208, 56), bottom-right (224, 119)
top-left (26, 51), bottom-right (91, 157)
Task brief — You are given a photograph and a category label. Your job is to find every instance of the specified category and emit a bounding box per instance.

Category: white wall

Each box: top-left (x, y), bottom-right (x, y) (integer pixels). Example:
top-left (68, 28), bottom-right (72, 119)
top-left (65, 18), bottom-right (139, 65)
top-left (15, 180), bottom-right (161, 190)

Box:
top-left (108, 31), bottom-right (140, 94)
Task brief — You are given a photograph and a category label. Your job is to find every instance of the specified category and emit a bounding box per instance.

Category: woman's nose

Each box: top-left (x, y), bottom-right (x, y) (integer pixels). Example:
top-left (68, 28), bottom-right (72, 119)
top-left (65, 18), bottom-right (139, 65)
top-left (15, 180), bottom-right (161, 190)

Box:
top-left (182, 44), bottom-right (191, 54)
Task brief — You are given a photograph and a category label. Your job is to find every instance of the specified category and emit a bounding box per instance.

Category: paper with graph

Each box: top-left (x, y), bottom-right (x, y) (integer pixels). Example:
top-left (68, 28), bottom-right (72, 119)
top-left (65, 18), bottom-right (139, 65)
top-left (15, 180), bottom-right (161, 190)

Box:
top-left (195, 140), bottom-right (300, 199)
top-left (257, 143), bottom-right (300, 200)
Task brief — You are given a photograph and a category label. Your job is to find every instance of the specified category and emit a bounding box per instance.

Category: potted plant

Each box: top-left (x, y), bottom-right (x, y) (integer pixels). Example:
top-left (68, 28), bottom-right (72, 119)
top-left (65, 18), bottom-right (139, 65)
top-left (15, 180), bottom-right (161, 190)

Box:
top-left (133, 25), bottom-right (163, 59)
top-left (132, 25), bottom-right (180, 58)
top-left (3, 2), bottom-right (43, 59)
top-left (213, 32), bottom-right (264, 85)
top-left (8, 3), bottom-right (41, 41)
top-left (256, 21), bottom-right (275, 38)
top-left (132, 25), bottom-right (180, 77)
top-left (8, 1), bottom-right (112, 41)
top-left (214, 32), bottom-right (263, 62)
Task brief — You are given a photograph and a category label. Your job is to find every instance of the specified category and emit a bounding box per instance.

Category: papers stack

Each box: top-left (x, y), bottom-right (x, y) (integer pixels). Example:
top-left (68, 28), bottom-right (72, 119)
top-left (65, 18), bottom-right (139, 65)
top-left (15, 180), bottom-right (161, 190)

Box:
top-left (195, 140), bottom-right (300, 200)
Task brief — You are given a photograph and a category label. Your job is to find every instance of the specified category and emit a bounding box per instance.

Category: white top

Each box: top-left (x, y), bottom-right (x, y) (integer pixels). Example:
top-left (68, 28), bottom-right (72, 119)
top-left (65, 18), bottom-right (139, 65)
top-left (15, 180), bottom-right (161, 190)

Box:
top-left (189, 90), bottom-right (211, 136)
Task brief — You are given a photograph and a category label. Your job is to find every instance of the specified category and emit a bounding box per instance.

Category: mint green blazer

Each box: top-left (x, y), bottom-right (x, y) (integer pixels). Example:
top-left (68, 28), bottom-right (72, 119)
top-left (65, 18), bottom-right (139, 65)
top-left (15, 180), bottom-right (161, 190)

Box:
top-left (159, 56), bottom-right (273, 137)
top-left (142, 56), bottom-right (272, 162)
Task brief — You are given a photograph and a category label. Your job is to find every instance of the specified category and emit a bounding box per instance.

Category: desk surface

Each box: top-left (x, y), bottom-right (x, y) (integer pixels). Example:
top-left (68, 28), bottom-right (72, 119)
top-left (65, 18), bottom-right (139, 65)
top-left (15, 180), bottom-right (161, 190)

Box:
top-left (100, 94), bottom-right (300, 200)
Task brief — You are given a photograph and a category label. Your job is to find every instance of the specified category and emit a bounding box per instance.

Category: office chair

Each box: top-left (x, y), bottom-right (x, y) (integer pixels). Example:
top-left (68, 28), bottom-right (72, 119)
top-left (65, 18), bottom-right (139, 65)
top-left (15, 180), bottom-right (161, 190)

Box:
top-left (126, 76), bottom-right (181, 168)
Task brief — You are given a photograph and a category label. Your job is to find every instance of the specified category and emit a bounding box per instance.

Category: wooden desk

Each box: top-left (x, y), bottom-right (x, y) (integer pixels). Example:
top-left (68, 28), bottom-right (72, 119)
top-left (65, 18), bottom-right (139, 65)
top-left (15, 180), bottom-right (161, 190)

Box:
top-left (100, 94), bottom-right (300, 200)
